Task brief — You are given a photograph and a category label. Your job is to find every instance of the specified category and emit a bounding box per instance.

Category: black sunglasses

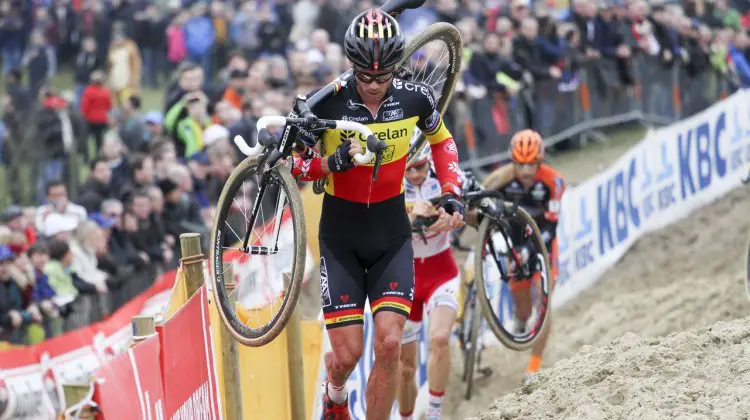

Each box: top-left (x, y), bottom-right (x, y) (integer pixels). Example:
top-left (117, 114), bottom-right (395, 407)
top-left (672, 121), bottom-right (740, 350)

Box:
top-left (354, 69), bottom-right (394, 84)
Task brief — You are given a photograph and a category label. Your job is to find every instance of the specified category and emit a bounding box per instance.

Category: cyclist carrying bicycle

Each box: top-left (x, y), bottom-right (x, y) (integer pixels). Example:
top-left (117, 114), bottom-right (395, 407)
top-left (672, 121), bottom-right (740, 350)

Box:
top-left (290, 9), bottom-right (465, 419)
top-left (397, 142), bottom-right (461, 420)
top-left (472, 129), bottom-right (565, 385)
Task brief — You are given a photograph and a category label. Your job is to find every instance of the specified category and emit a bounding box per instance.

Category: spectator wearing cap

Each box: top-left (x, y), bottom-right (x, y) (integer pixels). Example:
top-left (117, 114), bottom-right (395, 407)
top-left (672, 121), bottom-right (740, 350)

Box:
top-left (36, 180), bottom-right (87, 235)
top-left (187, 152), bottom-right (216, 209)
top-left (118, 95), bottom-right (148, 153)
top-left (1, 205), bottom-right (37, 256)
top-left (27, 243), bottom-right (63, 339)
top-left (165, 90), bottom-right (213, 158)
top-left (143, 112), bottom-right (164, 146)
top-left (0, 244), bottom-right (41, 344)
top-left (159, 175), bottom-right (208, 246)
top-left (80, 70), bottom-right (113, 160)
top-left (43, 213), bottom-right (80, 242)
top-left (77, 158), bottom-right (114, 214)
top-left (203, 123), bottom-right (231, 153)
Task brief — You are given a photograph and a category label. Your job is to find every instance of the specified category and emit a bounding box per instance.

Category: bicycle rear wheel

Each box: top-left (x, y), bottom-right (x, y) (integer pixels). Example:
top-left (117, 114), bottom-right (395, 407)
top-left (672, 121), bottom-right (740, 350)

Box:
top-left (474, 203), bottom-right (552, 351)
top-left (400, 22), bottom-right (463, 164)
top-left (210, 157), bottom-right (306, 347)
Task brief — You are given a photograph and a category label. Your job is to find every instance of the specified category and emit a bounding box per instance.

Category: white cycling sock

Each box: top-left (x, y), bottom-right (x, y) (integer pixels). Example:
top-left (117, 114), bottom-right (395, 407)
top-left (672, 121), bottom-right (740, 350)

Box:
top-left (428, 389), bottom-right (444, 413)
top-left (327, 381), bottom-right (347, 405)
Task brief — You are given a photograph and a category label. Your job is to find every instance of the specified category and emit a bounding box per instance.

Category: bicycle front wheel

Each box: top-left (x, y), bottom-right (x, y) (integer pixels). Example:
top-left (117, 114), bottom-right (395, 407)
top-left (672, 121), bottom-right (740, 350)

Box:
top-left (474, 203), bottom-right (552, 351)
top-left (210, 157), bottom-right (306, 347)
top-left (400, 22), bottom-right (463, 164)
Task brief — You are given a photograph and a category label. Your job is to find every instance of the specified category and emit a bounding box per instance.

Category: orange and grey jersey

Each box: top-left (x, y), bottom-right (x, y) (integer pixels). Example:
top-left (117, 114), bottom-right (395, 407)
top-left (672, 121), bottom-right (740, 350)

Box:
top-left (484, 163), bottom-right (565, 244)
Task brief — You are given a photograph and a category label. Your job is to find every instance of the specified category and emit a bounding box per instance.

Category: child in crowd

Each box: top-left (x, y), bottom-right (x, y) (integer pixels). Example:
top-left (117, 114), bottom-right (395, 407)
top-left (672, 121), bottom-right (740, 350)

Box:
top-left (28, 243), bottom-right (63, 338)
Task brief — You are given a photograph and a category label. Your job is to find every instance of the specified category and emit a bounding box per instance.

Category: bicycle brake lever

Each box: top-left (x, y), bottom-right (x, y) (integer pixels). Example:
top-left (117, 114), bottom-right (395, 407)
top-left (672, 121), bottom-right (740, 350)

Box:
top-left (371, 141), bottom-right (388, 181)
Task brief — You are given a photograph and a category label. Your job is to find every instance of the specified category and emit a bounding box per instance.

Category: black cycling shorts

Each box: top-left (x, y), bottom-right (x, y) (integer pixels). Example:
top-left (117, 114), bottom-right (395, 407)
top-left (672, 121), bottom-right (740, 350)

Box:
top-left (318, 193), bottom-right (414, 329)
top-left (320, 237), bottom-right (414, 329)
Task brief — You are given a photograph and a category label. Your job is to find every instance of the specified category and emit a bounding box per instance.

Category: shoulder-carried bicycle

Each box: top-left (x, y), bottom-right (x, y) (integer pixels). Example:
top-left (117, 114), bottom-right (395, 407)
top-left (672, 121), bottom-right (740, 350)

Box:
top-left (450, 171), bottom-right (553, 399)
top-left (209, 0), bottom-right (464, 347)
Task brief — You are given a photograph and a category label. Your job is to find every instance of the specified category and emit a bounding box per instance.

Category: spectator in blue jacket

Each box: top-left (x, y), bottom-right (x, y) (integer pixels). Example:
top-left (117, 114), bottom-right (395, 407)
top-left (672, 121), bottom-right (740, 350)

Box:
top-left (183, 2), bottom-right (215, 79)
top-left (0, 3), bottom-right (26, 76)
top-left (28, 243), bottom-right (62, 338)
top-left (729, 31), bottom-right (750, 87)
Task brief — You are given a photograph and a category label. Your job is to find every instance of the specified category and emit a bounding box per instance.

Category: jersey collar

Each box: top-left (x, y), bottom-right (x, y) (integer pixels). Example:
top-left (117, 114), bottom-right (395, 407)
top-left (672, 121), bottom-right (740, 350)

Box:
top-left (346, 80), bottom-right (397, 115)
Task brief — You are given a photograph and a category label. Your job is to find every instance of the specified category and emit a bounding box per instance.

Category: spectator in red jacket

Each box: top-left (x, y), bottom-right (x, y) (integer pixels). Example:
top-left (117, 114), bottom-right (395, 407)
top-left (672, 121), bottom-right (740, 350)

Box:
top-left (80, 70), bottom-right (112, 161)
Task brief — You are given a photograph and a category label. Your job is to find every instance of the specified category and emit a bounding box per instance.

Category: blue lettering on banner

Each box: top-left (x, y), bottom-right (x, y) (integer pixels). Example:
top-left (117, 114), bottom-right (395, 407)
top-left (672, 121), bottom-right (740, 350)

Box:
top-left (642, 193), bottom-right (654, 219)
top-left (657, 141), bottom-right (673, 182)
top-left (658, 184), bottom-right (676, 210)
top-left (641, 150), bottom-right (652, 188)
top-left (558, 258), bottom-right (570, 285)
top-left (574, 242), bottom-right (594, 270)
top-left (677, 112), bottom-right (727, 199)
top-left (597, 159), bottom-right (640, 256)
top-left (574, 197), bottom-right (592, 241)
top-left (557, 214), bottom-right (569, 254)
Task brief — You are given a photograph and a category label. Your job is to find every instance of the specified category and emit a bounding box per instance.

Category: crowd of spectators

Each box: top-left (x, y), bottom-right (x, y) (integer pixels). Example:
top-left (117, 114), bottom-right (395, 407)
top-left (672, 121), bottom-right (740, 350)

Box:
top-left (1, 0), bottom-right (749, 345)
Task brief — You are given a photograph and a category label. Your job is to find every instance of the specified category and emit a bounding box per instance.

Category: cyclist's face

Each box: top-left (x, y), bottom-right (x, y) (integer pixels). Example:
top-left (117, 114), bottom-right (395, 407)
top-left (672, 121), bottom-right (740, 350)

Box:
top-left (406, 161), bottom-right (429, 186)
top-left (514, 163), bottom-right (539, 185)
top-left (354, 68), bottom-right (393, 103)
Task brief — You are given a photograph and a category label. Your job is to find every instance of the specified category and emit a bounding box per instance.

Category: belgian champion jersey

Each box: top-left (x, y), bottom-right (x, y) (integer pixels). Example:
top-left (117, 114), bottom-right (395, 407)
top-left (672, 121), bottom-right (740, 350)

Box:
top-left (291, 77), bottom-right (461, 204)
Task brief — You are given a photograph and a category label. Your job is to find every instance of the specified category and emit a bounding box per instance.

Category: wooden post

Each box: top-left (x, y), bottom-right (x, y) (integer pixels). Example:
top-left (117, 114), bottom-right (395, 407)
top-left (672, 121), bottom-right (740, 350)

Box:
top-left (284, 272), bottom-right (306, 420)
top-left (130, 315), bottom-right (156, 347)
top-left (180, 233), bottom-right (205, 297)
top-left (60, 383), bottom-right (97, 419)
top-left (221, 263), bottom-right (243, 420)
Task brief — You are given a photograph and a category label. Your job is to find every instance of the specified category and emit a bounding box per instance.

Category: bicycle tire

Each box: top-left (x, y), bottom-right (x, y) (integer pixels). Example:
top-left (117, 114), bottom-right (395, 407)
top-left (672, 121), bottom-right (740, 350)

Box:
top-left (210, 157), bottom-right (306, 347)
top-left (399, 22), bottom-right (463, 164)
top-left (474, 203), bottom-right (552, 351)
top-left (463, 287), bottom-right (481, 400)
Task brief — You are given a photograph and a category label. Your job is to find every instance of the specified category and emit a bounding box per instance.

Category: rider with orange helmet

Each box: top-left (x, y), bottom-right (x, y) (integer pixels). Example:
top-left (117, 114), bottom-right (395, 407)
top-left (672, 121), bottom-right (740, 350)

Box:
top-left (481, 129), bottom-right (565, 384)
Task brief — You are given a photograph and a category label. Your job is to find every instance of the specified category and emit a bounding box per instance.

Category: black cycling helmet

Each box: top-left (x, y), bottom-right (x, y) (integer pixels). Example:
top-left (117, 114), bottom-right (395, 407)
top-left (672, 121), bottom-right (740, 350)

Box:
top-left (344, 8), bottom-right (405, 72)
